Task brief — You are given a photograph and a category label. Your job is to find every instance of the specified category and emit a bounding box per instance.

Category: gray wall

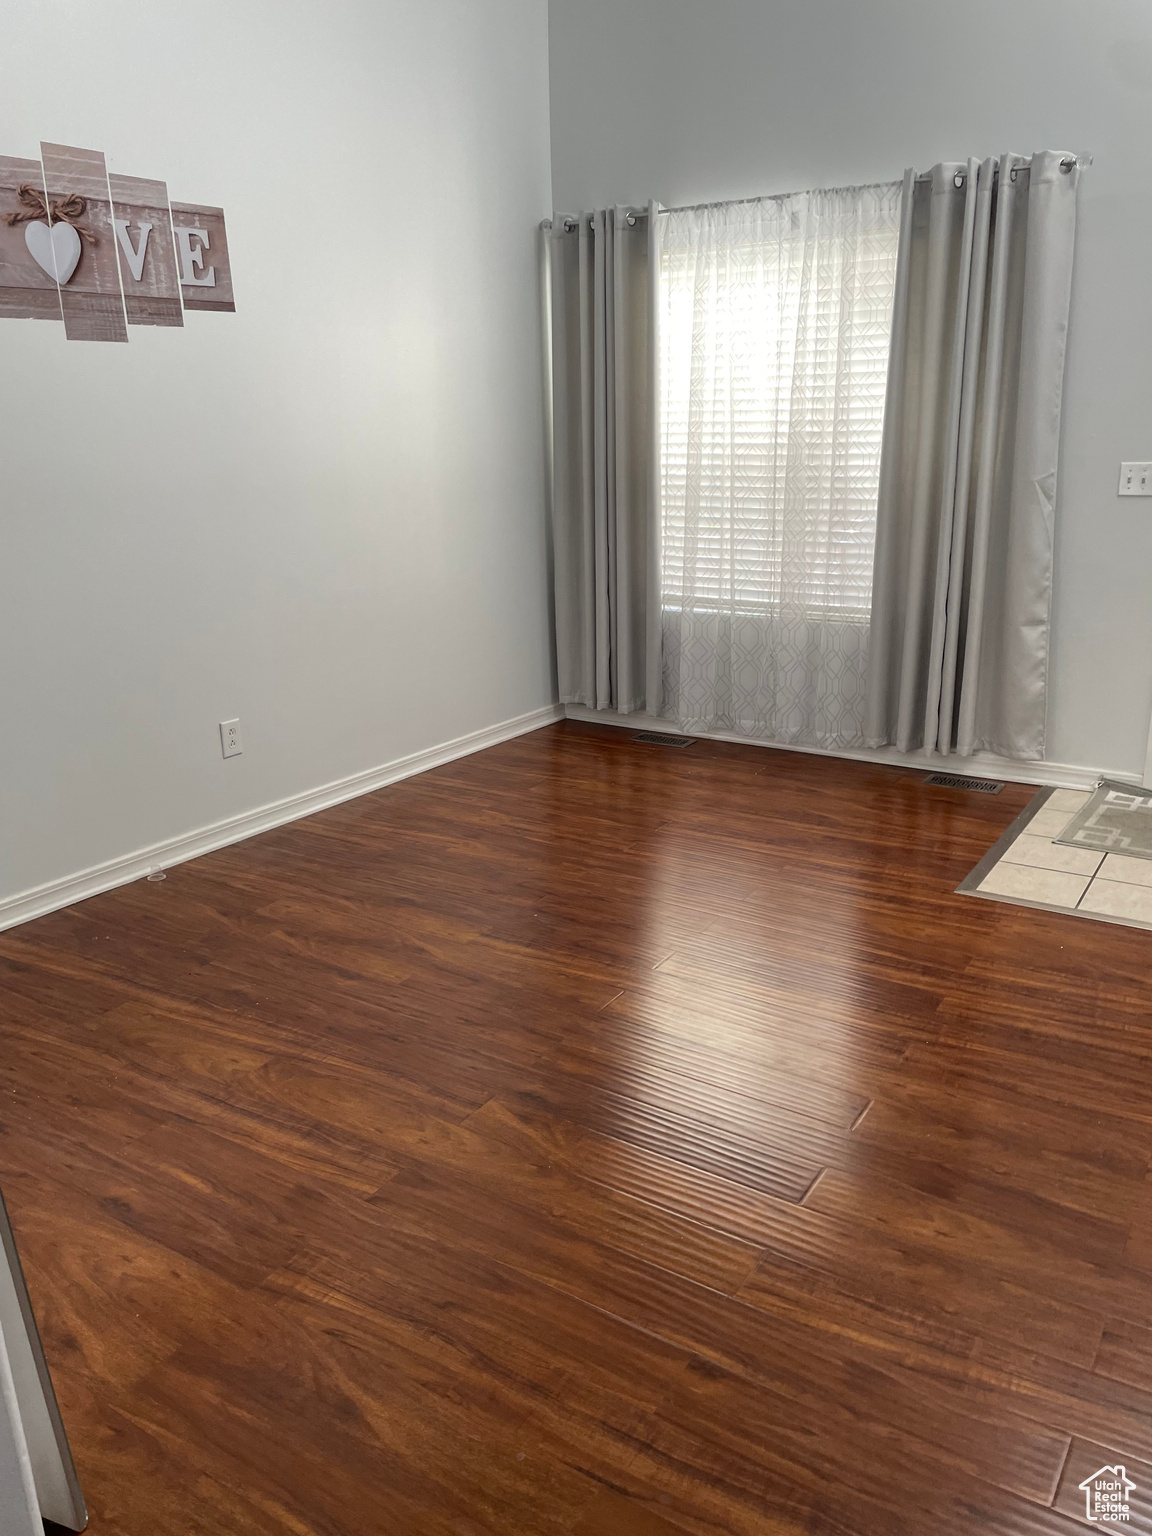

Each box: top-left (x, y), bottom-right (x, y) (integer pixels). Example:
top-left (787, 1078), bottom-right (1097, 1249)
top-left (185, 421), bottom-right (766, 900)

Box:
top-left (549, 0), bottom-right (1152, 775)
top-left (0, 0), bottom-right (555, 910)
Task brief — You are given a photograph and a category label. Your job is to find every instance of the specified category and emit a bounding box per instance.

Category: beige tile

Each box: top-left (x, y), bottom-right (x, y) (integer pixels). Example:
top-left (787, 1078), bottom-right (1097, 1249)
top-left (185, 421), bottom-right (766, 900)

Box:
top-left (978, 862), bottom-right (1090, 908)
top-left (1099, 852), bottom-right (1152, 887)
top-left (1025, 803), bottom-right (1078, 838)
top-left (1045, 788), bottom-right (1092, 813)
top-left (1078, 879), bottom-right (1152, 926)
top-left (999, 834), bottom-right (1103, 876)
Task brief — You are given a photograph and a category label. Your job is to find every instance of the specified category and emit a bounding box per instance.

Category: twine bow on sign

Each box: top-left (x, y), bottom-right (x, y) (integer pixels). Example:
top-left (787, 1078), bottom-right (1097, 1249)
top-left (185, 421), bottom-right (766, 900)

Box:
top-left (3, 182), bottom-right (98, 242)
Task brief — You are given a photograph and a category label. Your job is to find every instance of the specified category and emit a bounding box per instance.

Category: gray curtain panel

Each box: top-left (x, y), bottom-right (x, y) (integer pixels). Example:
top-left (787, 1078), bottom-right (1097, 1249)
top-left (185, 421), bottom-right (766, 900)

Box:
top-left (865, 152), bottom-right (1081, 760)
top-left (548, 205), bottom-right (661, 714)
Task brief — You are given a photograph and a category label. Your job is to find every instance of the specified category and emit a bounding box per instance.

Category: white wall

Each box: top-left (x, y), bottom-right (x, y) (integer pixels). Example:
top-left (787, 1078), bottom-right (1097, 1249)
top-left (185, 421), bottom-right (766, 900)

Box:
top-left (0, 0), bottom-right (555, 911)
top-left (549, 0), bottom-right (1152, 777)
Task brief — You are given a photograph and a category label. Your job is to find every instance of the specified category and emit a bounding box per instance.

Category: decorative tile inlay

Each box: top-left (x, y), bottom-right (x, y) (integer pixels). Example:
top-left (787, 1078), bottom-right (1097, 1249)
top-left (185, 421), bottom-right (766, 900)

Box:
top-left (960, 785), bottom-right (1152, 933)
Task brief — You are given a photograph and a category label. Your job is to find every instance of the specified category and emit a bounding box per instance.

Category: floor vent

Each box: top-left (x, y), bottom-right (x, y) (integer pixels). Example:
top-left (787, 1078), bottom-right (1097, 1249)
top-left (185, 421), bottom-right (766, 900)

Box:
top-left (631, 731), bottom-right (694, 748)
top-left (923, 772), bottom-right (1004, 794)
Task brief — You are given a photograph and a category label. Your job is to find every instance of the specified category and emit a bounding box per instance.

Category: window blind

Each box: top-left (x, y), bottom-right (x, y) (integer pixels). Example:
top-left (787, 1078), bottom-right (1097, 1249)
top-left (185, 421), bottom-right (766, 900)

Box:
top-left (658, 188), bottom-right (900, 620)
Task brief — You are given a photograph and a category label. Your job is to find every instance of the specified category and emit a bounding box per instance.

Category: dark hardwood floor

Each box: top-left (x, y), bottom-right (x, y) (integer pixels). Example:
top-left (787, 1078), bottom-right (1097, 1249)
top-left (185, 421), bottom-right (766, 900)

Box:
top-left (3, 720), bottom-right (1151, 1535)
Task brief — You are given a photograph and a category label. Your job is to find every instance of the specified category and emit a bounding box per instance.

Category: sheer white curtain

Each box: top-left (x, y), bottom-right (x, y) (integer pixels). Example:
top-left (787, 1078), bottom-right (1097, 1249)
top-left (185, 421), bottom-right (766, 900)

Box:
top-left (657, 184), bottom-right (901, 746)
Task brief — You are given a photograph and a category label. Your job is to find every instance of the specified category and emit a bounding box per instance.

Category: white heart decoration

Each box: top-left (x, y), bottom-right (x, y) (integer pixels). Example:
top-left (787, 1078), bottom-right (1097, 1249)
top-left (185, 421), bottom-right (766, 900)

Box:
top-left (25, 220), bottom-right (82, 285)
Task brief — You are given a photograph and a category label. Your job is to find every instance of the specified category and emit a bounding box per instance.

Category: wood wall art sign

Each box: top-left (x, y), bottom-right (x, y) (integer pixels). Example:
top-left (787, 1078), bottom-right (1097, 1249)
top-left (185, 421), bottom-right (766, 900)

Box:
top-left (0, 141), bottom-right (233, 341)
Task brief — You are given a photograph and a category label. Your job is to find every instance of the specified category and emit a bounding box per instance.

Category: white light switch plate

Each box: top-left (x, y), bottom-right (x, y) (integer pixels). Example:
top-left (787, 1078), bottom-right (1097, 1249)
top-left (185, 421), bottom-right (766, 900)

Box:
top-left (1118, 462), bottom-right (1152, 496)
top-left (219, 719), bottom-right (242, 758)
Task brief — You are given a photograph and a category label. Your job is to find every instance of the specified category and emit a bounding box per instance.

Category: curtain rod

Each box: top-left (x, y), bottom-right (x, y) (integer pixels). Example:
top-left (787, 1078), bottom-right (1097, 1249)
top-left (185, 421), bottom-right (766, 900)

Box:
top-left (542, 154), bottom-right (1091, 231)
top-left (660, 177), bottom-right (898, 216)
top-left (660, 155), bottom-right (1089, 214)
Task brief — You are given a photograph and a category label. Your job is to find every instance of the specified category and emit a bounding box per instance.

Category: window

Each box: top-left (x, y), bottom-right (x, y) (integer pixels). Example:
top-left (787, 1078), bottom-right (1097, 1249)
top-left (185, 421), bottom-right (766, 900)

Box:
top-left (656, 183), bottom-right (901, 744)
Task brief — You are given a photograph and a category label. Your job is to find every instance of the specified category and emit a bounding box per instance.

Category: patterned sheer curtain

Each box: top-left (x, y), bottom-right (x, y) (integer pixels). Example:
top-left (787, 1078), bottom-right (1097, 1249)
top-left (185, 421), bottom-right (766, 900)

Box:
top-left (658, 183), bottom-right (901, 747)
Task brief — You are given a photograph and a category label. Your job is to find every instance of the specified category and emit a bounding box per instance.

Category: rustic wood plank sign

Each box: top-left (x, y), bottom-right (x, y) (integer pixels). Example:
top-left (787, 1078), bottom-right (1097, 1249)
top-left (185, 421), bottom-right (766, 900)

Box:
top-left (0, 139), bottom-right (233, 341)
top-left (39, 142), bottom-right (128, 343)
top-left (0, 1185), bottom-right (85, 1534)
top-left (170, 202), bottom-right (234, 314)
top-left (0, 156), bottom-right (59, 322)
top-left (108, 172), bottom-right (183, 328)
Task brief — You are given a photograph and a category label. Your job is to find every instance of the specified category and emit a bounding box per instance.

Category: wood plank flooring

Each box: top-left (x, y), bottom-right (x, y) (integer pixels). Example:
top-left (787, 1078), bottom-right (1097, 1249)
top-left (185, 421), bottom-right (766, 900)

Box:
top-left (4, 720), bottom-right (1152, 1534)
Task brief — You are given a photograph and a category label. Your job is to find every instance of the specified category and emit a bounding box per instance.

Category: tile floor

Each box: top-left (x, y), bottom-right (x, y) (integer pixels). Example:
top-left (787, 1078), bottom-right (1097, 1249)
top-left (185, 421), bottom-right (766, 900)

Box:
top-left (960, 787), bottom-right (1152, 930)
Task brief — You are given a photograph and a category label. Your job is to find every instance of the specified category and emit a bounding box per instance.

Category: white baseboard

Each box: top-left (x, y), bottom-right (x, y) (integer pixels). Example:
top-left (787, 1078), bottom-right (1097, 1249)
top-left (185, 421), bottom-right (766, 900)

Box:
top-left (4, 698), bottom-right (1126, 935)
top-left (563, 705), bottom-right (1136, 791)
top-left (0, 703), bottom-right (563, 934)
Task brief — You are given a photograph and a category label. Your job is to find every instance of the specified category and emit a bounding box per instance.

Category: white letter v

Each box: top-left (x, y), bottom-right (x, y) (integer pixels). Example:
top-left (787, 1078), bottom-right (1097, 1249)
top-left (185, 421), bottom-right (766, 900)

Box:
top-left (114, 219), bottom-right (152, 282)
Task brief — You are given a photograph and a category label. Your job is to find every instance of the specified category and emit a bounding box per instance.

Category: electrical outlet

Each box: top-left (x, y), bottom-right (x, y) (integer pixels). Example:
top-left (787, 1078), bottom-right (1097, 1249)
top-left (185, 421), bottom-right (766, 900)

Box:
top-left (1118, 462), bottom-right (1152, 496)
top-left (219, 719), bottom-right (243, 758)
